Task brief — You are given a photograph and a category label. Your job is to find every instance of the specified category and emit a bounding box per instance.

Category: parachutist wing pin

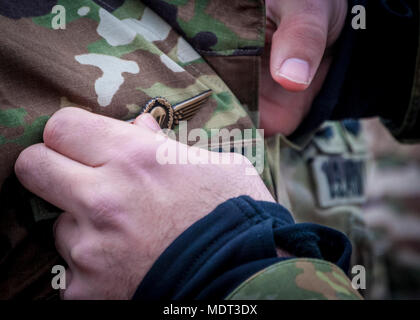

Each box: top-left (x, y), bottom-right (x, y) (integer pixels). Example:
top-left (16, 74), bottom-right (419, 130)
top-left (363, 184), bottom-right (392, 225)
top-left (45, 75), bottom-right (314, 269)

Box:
top-left (139, 90), bottom-right (212, 129)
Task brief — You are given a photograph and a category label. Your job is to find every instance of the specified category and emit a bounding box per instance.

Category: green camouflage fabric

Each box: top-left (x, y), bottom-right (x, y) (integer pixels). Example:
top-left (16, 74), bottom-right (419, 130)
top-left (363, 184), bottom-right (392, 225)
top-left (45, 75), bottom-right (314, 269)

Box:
top-left (226, 258), bottom-right (362, 300)
top-left (0, 0), bottom-right (272, 299)
top-left (0, 0), bottom-right (368, 301)
top-left (265, 120), bottom-right (372, 297)
top-left (363, 118), bottom-right (420, 299)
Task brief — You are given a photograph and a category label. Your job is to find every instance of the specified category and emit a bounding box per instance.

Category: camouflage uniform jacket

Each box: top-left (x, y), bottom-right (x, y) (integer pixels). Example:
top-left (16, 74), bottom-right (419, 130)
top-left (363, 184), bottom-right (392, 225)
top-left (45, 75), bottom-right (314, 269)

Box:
top-left (267, 0), bottom-right (420, 299)
top-left (0, 0), bottom-right (363, 300)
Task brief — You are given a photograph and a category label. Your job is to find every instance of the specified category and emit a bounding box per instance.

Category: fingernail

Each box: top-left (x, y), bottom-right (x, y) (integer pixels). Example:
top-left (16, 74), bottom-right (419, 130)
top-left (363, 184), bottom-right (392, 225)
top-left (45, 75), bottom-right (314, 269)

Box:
top-left (137, 113), bottom-right (161, 132)
top-left (276, 58), bottom-right (310, 85)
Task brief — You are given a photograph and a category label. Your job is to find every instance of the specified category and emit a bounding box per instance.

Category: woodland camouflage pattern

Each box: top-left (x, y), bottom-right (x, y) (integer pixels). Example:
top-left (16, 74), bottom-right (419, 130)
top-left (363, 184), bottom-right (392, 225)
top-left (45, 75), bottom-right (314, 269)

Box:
top-left (0, 0), bottom-right (269, 299)
top-left (276, 120), bottom-right (373, 297)
top-left (0, 0), bottom-right (276, 300)
top-left (1, 0), bottom-right (417, 300)
top-left (227, 259), bottom-right (362, 300)
top-left (363, 119), bottom-right (420, 299)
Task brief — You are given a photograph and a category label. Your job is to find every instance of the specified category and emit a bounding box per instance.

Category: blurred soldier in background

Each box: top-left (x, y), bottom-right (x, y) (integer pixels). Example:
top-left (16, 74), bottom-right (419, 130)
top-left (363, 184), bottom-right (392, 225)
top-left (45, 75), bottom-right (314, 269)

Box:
top-left (264, 0), bottom-right (420, 300)
top-left (363, 118), bottom-right (420, 299)
top-left (276, 119), bottom-right (373, 296)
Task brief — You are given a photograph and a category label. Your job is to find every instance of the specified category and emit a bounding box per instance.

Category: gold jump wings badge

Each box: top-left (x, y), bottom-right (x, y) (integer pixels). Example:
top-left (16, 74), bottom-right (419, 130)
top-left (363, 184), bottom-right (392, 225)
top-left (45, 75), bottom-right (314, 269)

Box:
top-left (139, 90), bottom-right (212, 129)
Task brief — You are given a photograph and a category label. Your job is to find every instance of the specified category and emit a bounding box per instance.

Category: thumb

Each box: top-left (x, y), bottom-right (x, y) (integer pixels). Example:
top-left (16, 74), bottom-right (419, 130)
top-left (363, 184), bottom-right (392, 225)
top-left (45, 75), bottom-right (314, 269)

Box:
top-left (268, 0), bottom-right (330, 91)
top-left (133, 113), bottom-right (162, 132)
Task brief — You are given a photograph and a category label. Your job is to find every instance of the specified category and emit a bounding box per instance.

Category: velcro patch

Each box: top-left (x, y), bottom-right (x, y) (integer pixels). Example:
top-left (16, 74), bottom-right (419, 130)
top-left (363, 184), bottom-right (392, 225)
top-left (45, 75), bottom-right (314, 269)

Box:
top-left (311, 155), bottom-right (367, 208)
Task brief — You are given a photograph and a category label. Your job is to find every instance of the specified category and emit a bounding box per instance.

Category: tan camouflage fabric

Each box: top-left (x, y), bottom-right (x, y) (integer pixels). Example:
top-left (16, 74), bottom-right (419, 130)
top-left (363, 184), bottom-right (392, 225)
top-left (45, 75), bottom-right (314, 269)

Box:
top-left (363, 118), bottom-right (420, 299)
top-left (0, 0), bottom-right (386, 301)
top-left (227, 258), bottom-right (362, 300)
top-left (0, 0), bottom-right (272, 299)
top-left (267, 121), bottom-right (372, 297)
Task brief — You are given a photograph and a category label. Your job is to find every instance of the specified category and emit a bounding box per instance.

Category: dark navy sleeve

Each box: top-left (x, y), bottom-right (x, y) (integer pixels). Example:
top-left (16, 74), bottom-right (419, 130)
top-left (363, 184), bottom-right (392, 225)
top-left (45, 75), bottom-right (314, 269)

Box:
top-left (290, 0), bottom-right (419, 141)
top-left (132, 196), bottom-right (352, 300)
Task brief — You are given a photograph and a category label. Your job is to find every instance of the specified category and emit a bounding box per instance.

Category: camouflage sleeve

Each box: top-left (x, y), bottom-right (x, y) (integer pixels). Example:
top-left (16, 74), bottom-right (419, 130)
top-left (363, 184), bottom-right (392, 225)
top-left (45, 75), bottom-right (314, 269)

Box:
top-left (133, 196), bottom-right (354, 300)
top-left (363, 118), bottom-right (420, 299)
top-left (226, 258), bottom-right (363, 300)
top-left (0, 0), bottom-right (269, 299)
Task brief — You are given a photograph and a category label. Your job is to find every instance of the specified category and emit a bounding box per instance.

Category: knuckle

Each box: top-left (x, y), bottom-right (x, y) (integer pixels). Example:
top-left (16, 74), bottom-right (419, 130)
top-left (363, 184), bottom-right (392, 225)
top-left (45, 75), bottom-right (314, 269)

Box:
top-left (116, 143), bottom-right (159, 173)
top-left (282, 4), bottom-right (328, 52)
top-left (288, 17), bottom-right (326, 44)
top-left (43, 107), bottom-right (77, 147)
top-left (14, 144), bottom-right (45, 182)
top-left (87, 114), bottom-right (112, 136)
top-left (14, 149), bottom-right (32, 180)
top-left (53, 212), bottom-right (74, 241)
top-left (302, 0), bottom-right (325, 16)
top-left (70, 243), bottom-right (96, 270)
top-left (82, 188), bottom-right (122, 228)
top-left (53, 213), bottom-right (66, 239)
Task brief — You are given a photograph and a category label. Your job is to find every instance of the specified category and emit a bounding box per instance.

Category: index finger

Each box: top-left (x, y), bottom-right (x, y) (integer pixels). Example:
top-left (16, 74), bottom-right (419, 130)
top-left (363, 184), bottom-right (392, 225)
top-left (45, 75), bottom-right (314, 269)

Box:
top-left (43, 107), bottom-right (153, 167)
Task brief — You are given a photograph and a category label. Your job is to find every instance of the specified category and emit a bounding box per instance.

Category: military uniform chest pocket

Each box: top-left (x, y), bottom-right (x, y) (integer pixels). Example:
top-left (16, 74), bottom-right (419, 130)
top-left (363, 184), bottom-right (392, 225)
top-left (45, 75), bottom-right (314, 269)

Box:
top-left (67, 3), bottom-right (218, 126)
top-left (0, 1), bottom-right (257, 221)
top-left (70, 2), bottom-right (254, 133)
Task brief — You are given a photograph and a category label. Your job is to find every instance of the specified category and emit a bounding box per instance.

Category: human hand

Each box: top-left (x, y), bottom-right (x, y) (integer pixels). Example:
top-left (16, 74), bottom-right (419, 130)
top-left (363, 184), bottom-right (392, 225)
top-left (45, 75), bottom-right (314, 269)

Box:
top-left (14, 107), bottom-right (274, 299)
top-left (260, 0), bottom-right (348, 136)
